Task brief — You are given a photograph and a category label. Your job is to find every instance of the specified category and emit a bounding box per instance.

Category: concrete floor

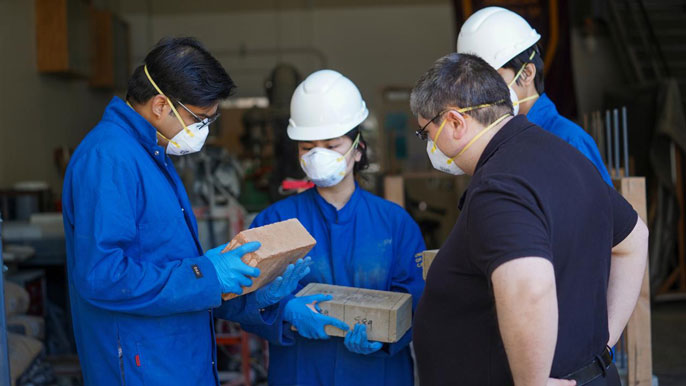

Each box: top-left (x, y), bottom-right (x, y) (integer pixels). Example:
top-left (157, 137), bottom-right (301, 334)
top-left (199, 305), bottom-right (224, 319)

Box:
top-left (651, 301), bottom-right (686, 386)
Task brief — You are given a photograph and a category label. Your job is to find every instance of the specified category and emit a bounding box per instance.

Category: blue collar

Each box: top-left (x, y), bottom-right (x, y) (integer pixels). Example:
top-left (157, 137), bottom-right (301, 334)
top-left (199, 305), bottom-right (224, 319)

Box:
top-left (101, 96), bottom-right (166, 155)
top-left (526, 93), bottom-right (556, 128)
top-left (310, 182), bottom-right (362, 224)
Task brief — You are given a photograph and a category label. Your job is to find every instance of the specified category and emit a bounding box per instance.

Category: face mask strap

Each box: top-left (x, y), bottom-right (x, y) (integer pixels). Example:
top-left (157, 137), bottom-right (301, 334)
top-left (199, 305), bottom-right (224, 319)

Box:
top-left (456, 101), bottom-right (503, 114)
top-left (126, 93), bottom-right (181, 149)
top-left (156, 131), bottom-right (180, 149)
top-left (508, 50), bottom-right (537, 88)
top-left (144, 65), bottom-right (195, 139)
top-left (431, 119), bottom-right (449, 154)
top-left (430, 102), bottom-right (497, 158)
top-left (337, 133), bottom-right (361, 162)
top-left (455, 113), bottom-right (511, 158)
top-left (514, 94), bottom-right (539, 106)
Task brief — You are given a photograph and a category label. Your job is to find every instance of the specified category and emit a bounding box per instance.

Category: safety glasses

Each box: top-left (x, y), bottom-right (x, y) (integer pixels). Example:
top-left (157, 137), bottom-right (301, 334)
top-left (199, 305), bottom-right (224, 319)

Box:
top-left (415, 110), bottom-right (445, 141)
top-left (415, 100), bottom-right (506, 141)
top-left (176, 100), bottom-right (221, 129)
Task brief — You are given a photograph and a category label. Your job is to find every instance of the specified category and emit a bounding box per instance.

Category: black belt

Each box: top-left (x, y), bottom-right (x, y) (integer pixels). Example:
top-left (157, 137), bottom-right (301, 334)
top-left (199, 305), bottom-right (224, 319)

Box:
top-left (562, 347), bottom-right (613, 385)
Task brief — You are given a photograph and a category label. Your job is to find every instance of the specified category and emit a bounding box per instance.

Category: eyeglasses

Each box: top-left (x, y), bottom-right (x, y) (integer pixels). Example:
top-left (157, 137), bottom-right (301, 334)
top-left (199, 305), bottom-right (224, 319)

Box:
top-left (415, 101), bottom-right (506, 141)
top-left (176, 100), bottom-right (221, 129)
top-left (415, 110), bottom-right (445, 141)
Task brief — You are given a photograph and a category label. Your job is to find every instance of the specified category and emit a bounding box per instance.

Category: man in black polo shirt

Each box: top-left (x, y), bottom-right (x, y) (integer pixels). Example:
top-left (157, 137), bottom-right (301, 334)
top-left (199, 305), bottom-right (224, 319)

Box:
top-left (409, 53), bottom-right (649, 386)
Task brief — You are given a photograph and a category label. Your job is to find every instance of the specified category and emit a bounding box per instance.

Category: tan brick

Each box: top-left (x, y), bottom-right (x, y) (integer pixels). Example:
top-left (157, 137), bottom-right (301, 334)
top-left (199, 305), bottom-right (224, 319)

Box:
top-left (422, 249), bottom-right (439, 280)
top-left (221, 219), bottom-right (316, 300)
top-left (295, 283), bottom-right (412, 343)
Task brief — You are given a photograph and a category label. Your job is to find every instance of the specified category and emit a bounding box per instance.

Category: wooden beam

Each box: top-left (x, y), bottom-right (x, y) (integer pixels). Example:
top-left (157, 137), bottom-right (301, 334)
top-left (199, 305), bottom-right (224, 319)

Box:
top-left (36, 0), bottom-right (69, 72)
top-left (384, 175), bottom-right (405, 208)
top-left (614, 177), bottom-right (652, 386)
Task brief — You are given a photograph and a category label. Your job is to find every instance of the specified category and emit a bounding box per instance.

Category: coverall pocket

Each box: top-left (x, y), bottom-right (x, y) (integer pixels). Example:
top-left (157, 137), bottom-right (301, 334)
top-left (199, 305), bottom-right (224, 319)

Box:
top-left (138, 330), bottom-right (214, 386)
top-left (118, 338), bottom-right (145, 386)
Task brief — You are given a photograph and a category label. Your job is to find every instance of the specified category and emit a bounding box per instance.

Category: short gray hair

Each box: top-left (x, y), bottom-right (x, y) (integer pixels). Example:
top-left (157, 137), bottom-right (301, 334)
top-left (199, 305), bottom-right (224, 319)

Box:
top-left (410, 53), bottom-right (513, 126)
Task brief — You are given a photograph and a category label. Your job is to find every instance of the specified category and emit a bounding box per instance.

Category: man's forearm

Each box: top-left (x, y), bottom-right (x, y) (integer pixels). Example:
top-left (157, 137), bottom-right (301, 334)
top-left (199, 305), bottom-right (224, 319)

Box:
top-left (607, 219), bottom-right (649, 346)
top-left (493, 258), bottom-right (558, 386)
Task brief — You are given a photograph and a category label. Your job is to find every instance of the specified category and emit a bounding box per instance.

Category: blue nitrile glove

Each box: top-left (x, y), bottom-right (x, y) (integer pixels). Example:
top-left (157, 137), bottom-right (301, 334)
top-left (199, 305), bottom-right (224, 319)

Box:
top-left (284, 294), bottom-right (349, 339)
top-left (344, 323), bottom-right (383, 355)
top-left (254, 257), bottom-right (313, 309)
top-left (205, 241), bottom-right (261, 296)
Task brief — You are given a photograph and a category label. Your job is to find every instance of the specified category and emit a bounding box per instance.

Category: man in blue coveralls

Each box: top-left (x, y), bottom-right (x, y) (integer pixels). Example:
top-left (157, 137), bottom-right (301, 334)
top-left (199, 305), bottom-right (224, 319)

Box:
top-left (457, 6), bottom-right (613, 185)
top-left (62, 37), bottom-right (310, 385)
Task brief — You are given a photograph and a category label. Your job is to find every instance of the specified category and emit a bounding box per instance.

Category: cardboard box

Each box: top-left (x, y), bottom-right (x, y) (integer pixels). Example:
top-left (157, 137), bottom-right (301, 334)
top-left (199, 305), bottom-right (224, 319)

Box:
top-left (422, 249), bottom-right (439, 279)
top-left (221, 218), bottom-right (316, 300)
top-left (295, 283), bottom-right (412, 343)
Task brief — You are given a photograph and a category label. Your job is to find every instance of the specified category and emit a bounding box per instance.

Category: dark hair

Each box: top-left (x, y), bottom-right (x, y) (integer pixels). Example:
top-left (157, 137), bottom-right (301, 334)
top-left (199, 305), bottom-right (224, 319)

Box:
top-left (502, 44), bottom-right (545, 95)
top-left (126, 37), bottom-right (235, 107)
top-left (410, 53), bottom-right (512, 126)
top-left (344, 126), bottom-right (369, 174)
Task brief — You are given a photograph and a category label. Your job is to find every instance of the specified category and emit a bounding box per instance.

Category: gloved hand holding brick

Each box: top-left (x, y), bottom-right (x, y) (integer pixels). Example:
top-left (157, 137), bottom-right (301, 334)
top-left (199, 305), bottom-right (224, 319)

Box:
top-left (221, 218), bottom-right (316, 300)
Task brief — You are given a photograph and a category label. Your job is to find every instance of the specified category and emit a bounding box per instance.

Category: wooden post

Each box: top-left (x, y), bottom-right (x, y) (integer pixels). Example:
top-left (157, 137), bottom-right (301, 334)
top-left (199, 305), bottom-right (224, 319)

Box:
top-left (384, 175), bottom-right (405, 208)
top-left (614, 177), bottom-right (652, 386)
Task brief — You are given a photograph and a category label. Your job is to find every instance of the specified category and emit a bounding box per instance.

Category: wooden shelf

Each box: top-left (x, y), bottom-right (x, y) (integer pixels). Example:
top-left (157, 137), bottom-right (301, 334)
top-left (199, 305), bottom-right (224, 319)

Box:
top-left (90, 9), bottom-right (130, 90)
top-left (35, 0), bottom-right (91, 76)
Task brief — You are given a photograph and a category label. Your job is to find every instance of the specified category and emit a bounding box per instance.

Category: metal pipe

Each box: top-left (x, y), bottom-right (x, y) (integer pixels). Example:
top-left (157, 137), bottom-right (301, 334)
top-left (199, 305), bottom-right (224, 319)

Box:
top-left (622, 106), bottom-right (630, 177)
top-left (605, 110), bottom-right (613, 174)
top-left (612, 109), bottom-right (621, 178)
top-left (0, 216), bottom-right (11, 386)
top-left (133, 46), bottom-right (329, 70)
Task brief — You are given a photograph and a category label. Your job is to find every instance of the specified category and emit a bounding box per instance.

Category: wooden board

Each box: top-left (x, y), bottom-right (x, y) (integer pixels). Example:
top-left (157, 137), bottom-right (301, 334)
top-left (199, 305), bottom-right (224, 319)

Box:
top-left (90, 10), bottom-right (114, 88)
top-left (383, 175), bottom-right (405, 208)
top-left (36, 0), bottom-right (69, 72)
top-left (614, 177), bottom-right (652, 386)
top-left (35, 0), bottom-right (91, 76)
top-left (422, 249), bottom-right (439, 280)
top-left (295, 283), bottom-right (412, 343)
top-left (221, 219), bottom-right (316, 300)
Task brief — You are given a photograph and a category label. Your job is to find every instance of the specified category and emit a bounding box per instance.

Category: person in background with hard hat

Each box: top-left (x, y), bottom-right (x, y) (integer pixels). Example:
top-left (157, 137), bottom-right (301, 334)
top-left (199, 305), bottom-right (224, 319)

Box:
top-left (62, 37), bottom-right (310, 385)
top-left (457, 6), bottom-right (613, 185)
top-left (239, 69), bottom-right (426, 386)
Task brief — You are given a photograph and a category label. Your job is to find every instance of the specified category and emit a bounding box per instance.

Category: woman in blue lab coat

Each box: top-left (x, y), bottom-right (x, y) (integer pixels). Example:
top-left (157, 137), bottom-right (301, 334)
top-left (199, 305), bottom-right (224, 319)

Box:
top-left (241, 69), bottom-right (426, 386)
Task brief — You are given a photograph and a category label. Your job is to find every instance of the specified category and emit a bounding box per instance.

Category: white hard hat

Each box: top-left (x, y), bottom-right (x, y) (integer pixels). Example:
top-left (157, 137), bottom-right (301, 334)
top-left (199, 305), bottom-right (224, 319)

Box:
top-left (287, 69), bottom-right (369, 141)
top-left (456, 7), bottom-right (541, 70)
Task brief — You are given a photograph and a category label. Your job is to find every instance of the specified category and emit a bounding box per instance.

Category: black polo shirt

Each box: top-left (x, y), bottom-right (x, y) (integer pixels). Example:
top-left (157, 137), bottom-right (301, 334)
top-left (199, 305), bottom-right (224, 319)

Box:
top-left (412, 115), bottom-right (638, 385)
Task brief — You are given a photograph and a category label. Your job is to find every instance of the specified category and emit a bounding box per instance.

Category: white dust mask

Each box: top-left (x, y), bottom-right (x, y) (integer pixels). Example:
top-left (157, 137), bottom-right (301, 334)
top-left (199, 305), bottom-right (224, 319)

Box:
top-left (144, 65), bottom-right (210, 156)
top-left (164, 121), bottom-right (209, 156)
top-left (426, 113), bottom-right (511, 175)
top-left (426, 119), bottom-right (465, 175)
top-left (300, 134), bottom-right (360, 187)
top-left (509, 87), bottom-right (520, 115)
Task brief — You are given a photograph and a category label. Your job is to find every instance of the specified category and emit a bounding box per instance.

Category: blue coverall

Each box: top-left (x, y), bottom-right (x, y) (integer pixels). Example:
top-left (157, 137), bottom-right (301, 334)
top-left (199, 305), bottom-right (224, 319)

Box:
top-left (241, 185), bottom-right (426, 386)
top-left (528, 93), bottom-right (613, 185)
top-left (62, 97), bottom-right (274, 385)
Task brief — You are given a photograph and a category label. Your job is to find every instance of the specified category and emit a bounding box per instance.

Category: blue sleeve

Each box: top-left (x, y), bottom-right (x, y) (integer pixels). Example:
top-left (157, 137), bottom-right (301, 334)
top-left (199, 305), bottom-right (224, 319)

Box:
top-left (214, 292), bottom-right (290, 331)
top-left (372, 207), bottom-right (426, 357)
top-left (232, 206), bottom-right (297, 345)
top-left (66, 151), bottom-right (223, 316)
top-left (569, 135), bottom-right (613, 186)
